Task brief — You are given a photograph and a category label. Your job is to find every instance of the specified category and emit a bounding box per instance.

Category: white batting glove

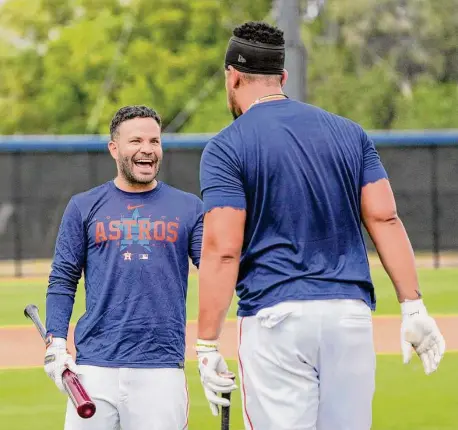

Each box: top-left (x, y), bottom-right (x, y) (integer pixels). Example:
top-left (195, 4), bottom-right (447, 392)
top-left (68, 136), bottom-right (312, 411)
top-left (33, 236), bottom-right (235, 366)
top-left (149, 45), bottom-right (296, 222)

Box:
top-left (44, 336), bottom-right (79, 393)
top-left (196, 339), bottom-right (238, 416)
top-left (400, 299), bottom-right (446, 375)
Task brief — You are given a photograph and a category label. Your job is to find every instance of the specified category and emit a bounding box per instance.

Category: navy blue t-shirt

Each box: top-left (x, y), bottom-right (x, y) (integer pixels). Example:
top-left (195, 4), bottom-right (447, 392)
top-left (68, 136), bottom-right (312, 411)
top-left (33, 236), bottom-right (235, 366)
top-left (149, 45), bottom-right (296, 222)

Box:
top-left (200, 99), bottom-right (388, 316)
top-left (46, 180), bottom-right (203, 368)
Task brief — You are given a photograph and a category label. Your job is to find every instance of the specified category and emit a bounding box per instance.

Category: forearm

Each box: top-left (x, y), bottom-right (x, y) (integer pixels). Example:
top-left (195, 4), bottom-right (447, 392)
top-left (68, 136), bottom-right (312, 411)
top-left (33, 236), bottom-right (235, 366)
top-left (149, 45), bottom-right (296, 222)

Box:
top-left (46, 198), bottom-right (84, 338)
top-left (365, 216), bottom-right (421, 302)
top-left (46, 278), bottom-right (77, 338)
top-left (197, 253), bottom-right (239, 340)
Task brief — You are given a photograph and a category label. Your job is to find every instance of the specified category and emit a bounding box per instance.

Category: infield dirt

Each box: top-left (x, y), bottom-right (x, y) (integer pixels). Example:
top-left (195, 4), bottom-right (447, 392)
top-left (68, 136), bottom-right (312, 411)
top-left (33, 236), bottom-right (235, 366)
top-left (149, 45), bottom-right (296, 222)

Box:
top-left (0, 316), bottom-right (456, 368)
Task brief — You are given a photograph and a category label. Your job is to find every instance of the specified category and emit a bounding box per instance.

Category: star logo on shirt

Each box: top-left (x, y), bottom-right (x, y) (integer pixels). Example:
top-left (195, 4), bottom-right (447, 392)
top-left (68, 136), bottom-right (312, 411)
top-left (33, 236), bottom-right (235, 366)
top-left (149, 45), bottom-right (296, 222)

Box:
top-left (120, 208), bottom-right (152, 252)
top-left (123, 251), bottom-right (132, 261)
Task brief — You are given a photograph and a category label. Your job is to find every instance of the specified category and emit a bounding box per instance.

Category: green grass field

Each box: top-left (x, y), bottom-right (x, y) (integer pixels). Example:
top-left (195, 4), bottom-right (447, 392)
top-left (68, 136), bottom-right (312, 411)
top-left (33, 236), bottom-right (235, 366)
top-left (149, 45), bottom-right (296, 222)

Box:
top-left (1, 355), bottom-right (457, 430)
top-left (1, 267), bottom-right (458, 327)
top-left (1, 267), bottom-right (457, 428)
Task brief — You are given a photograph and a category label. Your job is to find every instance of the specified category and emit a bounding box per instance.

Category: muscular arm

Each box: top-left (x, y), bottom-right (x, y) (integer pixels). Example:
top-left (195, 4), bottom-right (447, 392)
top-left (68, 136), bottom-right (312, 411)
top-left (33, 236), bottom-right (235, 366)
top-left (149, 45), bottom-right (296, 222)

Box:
top-left (361, 178), bottom-right (421, 302)
top-left (197, 207), bottom-right (245, 340)
top-left (197, 137), bottom-right (246, 341)
top-left (358, 130), bottom-right (445, 375)
top-left (46, 198), bottom-right (85, 338)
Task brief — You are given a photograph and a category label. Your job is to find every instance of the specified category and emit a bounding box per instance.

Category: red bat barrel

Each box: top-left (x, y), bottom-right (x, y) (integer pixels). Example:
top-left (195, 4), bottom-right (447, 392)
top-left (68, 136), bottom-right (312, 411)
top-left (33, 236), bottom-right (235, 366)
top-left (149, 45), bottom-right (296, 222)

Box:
top-left (23, 304), bottom-right (96, 419)
top-left (63, 370), bottom-right (96, 418)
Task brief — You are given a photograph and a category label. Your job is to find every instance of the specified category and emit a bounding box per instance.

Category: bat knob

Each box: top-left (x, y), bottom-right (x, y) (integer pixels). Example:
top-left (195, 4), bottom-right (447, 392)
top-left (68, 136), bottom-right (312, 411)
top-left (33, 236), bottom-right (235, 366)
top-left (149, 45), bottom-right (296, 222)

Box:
top-left (24, 304), bottom-right (39, 318)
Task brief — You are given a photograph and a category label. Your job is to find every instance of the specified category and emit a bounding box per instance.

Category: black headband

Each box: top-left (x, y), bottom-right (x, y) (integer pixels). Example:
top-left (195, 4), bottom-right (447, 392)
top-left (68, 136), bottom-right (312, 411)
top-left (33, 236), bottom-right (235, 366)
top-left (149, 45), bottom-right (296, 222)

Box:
top-left (224, 36), bottom-right (285, 75)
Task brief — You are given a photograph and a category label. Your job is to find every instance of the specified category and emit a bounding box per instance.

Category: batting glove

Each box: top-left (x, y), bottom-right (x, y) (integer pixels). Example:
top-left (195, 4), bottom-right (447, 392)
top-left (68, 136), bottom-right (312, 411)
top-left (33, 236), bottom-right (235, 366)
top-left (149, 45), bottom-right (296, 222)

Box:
top-left (44, 335), bottom-right (79, 393)
top-left (400, 299), bottom-right (446, 375)
top-left (196, 339), bottom-right (238, 416)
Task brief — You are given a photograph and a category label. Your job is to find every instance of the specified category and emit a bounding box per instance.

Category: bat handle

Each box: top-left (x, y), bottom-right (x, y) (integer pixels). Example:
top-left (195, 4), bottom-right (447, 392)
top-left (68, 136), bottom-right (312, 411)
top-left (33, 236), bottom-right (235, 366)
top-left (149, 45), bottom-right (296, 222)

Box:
top-left (222, 392), bottom-right (232, 402)
top-left (221, 391), bottom-right (232, 430)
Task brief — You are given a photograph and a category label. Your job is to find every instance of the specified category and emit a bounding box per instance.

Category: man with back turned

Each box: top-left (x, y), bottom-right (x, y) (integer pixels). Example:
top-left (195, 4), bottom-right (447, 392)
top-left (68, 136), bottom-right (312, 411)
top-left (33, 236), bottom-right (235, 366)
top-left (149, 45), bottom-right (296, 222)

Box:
top-left (194, 21), bottom-right (446, 430)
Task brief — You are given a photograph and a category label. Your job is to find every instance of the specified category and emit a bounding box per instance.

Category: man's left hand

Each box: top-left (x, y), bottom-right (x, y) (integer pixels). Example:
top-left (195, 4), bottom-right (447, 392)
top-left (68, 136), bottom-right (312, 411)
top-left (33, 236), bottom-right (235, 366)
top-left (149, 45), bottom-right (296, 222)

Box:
top-left (401, 299), bottom-right (446, 375)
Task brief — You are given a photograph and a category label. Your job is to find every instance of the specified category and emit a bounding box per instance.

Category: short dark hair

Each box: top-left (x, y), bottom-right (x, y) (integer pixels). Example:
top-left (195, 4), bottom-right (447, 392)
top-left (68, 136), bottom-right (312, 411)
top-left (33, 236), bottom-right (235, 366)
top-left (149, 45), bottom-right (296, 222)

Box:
top-left (231, 21), bottom-right (285, 85)
top-left (233, 21), bottom-right (284, 46)
top-left (110, 105), bottom-right (162, 140)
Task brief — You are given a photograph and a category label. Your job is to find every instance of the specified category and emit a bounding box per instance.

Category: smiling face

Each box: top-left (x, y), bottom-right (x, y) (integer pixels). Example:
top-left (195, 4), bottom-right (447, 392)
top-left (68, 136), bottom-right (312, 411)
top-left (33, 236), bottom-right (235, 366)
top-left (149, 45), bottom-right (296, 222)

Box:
top-left (108, 117), bottom-right (163, 190)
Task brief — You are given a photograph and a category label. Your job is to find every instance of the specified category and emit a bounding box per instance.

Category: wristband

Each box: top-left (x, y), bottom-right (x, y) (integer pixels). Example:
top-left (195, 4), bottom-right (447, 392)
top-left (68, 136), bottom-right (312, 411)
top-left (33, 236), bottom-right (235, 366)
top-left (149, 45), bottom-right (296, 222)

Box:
top-left (195, 338), bottom-right (219, 352)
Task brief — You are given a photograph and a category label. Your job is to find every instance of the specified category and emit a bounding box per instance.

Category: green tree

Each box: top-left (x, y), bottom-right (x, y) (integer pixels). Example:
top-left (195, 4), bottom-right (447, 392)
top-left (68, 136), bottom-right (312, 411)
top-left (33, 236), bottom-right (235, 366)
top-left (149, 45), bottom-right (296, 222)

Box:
top-left (303, 0), bottom-right (458, 129)
top-left (0, 0), bottom-right (271, 134)
top-left (393, 79), bottom-right (458, 129)
top-left (0, 0), bottom-right (456, 134)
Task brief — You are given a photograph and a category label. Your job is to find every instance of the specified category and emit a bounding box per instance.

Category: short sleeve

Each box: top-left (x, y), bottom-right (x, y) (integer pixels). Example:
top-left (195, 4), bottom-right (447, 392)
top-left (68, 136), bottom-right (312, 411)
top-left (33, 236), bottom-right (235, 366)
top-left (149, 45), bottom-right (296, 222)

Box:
top-left (361, 130), bottom-right (388, 186)
top-left (199, 138), bottom-right (246, 213)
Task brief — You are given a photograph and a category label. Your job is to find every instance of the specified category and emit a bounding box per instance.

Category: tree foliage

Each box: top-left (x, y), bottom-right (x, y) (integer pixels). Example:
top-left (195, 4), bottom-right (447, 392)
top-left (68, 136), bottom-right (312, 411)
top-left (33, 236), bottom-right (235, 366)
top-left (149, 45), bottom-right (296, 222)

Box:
top-left (0, 0), bottom-right (456, 134)
top-left (303, 0), bottom-right (458, 129)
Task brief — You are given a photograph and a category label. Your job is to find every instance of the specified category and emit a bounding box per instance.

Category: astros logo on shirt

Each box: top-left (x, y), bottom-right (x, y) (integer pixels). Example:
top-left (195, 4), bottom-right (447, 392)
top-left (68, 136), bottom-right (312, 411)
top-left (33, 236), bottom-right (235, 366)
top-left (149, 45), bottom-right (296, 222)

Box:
top-left (93, 206), bottom-right (179, 254)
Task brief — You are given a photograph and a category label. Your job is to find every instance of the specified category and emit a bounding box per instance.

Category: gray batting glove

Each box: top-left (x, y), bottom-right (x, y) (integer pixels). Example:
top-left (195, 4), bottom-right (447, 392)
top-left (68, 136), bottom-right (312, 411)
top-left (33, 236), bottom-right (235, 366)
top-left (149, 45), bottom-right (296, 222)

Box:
top-left (196, 339), bottom-right (238, 416)
top-left (44, 336), bottom-right (78, 393)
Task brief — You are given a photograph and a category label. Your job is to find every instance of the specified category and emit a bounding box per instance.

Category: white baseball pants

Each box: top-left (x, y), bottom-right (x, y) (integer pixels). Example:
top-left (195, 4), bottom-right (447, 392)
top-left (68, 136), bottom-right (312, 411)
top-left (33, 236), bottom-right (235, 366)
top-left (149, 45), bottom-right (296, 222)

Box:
top-left (237, 299), bottom-right (376, 430)
top-left (63, 366), bottom-right (188, 430)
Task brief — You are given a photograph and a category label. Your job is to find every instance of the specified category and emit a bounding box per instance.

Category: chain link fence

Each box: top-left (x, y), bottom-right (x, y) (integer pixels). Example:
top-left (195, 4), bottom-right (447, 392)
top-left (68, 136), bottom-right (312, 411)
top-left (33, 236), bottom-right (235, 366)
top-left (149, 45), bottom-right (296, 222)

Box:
top-left (0, 131), bottom-right (457, 277)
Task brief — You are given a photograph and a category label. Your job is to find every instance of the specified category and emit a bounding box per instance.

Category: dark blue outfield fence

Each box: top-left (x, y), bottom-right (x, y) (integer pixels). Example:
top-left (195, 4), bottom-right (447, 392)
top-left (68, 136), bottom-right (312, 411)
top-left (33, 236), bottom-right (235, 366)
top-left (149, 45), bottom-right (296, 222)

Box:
top-left (0, 130), bottom-right (457, 276)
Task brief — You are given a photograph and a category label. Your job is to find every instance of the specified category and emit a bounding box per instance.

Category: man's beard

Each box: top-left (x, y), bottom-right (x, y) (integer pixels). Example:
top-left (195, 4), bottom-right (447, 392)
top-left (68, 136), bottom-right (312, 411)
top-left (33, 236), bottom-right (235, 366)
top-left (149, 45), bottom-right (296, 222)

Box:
top-left (229, 90), bottom-right (243, 120)
top-left (119, 155), bottom-right (161, 186)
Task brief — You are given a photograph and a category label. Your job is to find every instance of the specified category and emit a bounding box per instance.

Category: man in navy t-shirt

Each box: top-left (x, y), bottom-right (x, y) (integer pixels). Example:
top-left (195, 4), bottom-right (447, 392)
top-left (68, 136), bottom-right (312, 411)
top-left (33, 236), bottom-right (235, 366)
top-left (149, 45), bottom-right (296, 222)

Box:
top-left (44, 105), bottom-right (202, 429)
top-left (195, 21), bottom-right (446, 430)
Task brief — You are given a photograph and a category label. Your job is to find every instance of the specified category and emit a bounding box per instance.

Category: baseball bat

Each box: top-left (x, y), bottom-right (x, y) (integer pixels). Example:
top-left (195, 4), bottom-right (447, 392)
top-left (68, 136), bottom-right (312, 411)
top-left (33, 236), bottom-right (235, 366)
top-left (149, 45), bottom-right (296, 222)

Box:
top-left (221, 391), bottom-right (232, 430)
top-left (24, 304), bottom-right (96, 419)
top-left (221, 373), bottom-right (236, 430)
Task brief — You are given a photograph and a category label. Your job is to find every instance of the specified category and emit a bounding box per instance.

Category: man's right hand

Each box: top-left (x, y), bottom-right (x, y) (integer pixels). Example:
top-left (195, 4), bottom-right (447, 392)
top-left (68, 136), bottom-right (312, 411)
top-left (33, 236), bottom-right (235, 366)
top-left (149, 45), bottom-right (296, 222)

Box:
top-left (196, 339), bottom-right (238, 416)
top-left (44, 336), bottom-right (78, 393)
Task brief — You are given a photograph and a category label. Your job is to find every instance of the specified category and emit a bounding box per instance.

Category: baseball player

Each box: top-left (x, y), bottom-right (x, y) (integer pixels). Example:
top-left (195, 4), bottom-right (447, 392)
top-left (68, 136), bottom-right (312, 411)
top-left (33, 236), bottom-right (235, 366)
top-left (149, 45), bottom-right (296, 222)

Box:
top-left (195, 21), bottom-right (446, 430)
top-left (44, 105), bottom-right (202, 430)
